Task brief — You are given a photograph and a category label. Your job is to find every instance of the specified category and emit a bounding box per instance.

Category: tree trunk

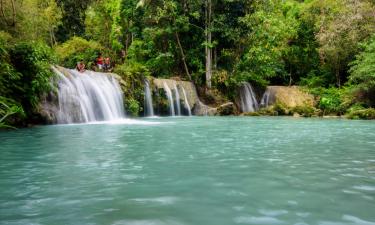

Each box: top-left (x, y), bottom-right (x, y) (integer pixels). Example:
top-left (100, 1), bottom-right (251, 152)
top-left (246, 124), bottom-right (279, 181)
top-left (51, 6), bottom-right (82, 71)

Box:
top-left (10, 0), bottom-right (15, 26)
top-left (335, 59), bottom-right (341, 87)
top-left (205, 0), bottom-right (212, 89)
top-left (0, 0), bottom-right (16, 27)
top-left (336, 69), bottom-right (341, 87)
top-left (175, 32), bottom-right (192, 81)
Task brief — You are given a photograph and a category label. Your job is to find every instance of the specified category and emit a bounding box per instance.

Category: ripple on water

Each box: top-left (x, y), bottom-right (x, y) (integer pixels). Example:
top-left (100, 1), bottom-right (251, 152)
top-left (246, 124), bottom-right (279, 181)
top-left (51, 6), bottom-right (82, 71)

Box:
top-left (343, 215), bottom-right (375, 225)
top-left (352, 185), bottom-right (375, 191)
top-left (111, 219), bottom-right (184, 225)
top-left (258, 209), bottom-right (288, 217)
top-left (234, 216), bottom-right (284, 224)
top-left (129, 196), bottom-right (179, 206)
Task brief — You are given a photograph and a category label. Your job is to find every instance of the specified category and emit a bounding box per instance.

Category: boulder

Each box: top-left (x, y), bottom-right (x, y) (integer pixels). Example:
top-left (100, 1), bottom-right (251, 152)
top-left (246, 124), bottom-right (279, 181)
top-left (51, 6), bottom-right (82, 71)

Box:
top-left (216, 102), bottom-right (236, 116)
top-left (262, 86), bottom-right (315, 108)
top-left (192, 101), bottom-right (217, 116)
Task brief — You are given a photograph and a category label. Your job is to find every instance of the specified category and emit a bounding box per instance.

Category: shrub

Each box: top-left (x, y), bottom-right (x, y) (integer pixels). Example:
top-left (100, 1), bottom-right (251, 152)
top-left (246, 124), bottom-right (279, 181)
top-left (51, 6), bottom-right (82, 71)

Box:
top-left (114, 62), bottom-right (149, 116)
top-left (349, 35), bottom-right (375, 107)
top-left (126, 98), bottom-right (141, 117)
top-left (272, 102), bottom-right (290, 116)
top-left (55, 37), bottom-right (102, 68)
top-left (291, 105), bottom-right (316, 117)
top-left (9, 42), bottom-right (55, 109)
top-left (309, 87), bottom-right (352, 115)
top-left (347, 108), bottom-right (375, 120)
top-left (0, 41), bottom-right (55, 126)
top-left (0, 97), bottom-right (25, 129)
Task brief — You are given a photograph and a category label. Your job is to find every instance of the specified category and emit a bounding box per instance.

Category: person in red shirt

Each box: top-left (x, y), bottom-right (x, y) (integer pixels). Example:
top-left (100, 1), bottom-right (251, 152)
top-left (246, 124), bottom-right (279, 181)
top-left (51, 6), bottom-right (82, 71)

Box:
top-left (96, 53), bottom-right (104, 70)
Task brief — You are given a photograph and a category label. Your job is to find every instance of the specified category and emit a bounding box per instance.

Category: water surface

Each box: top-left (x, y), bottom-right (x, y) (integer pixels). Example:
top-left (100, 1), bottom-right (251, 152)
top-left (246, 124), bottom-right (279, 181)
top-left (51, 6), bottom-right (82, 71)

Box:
top-left (1, 117), bottom-right (374, 225)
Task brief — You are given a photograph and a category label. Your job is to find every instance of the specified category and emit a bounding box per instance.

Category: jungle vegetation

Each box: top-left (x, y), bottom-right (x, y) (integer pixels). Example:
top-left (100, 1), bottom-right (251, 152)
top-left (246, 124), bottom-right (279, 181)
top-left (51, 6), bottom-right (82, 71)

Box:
top-left (0, 0), bottom-right (375, 127)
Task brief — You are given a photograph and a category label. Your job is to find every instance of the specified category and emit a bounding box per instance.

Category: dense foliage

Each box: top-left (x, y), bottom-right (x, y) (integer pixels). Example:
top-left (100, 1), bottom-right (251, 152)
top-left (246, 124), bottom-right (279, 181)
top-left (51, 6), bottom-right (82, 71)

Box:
top-left (349, 35), bottom-right (375, 107)
top-left (1, 0), bottom-right (375, 125)
top-left (0, 33), bottom-right (55, 127)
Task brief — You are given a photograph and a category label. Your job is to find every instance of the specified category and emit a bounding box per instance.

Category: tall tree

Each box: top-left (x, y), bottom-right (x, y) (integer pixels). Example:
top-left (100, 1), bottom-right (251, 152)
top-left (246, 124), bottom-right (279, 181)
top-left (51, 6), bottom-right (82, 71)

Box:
top-left (56, 0), bottom-right (93, 42)
top-left (306, 0), bottom-right (375, 86)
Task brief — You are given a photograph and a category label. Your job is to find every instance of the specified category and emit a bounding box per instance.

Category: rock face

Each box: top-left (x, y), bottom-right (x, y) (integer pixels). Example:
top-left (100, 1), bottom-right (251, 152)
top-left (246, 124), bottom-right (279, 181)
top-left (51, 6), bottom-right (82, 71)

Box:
top-left (261, 86), bottom-right (315, 108)
top-left (153, 78), bottom-right (236, 116)
top-left (153, 78), bottom-right (212, 116)
top-left (192, 101), bottom-right (217, 116)
top-left (216, 102), bottom-right (236, 115)
top-left (38, 92), bottom-right (59, 124)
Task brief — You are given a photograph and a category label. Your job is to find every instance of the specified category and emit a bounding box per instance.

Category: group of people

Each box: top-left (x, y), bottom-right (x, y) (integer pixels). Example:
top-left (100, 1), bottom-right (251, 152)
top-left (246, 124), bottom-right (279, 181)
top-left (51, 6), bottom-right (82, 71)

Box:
top-left (75, 53), bottom-right (112, 73)
top-left (95, 53), bottom-right (112, 71)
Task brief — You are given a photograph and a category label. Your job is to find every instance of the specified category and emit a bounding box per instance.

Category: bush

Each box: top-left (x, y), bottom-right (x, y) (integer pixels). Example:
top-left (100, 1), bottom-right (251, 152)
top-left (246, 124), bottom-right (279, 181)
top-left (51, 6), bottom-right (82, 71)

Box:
top-left (126, 98), bottom-right (141, 117)
top-left (308, 87), bottom-right (352, 115)
top-left (55, 37), bottom-right (102, 68)
top-left (272, 102), bottom-right (291, 116)
top-left (0, 97), bottom-right (25, 129)
top-left (291, 105), bottom-right (316, 117)
top-left (114, 62), bottom-right (149, 116)
top-left (349, 35), bottom-right (375, 107)
top-left (0, 41), bottom-right (55, 126)
top-left (347, 108), bottom-right (375, 120)
top-left (9, 42), bottom-right (55, 108)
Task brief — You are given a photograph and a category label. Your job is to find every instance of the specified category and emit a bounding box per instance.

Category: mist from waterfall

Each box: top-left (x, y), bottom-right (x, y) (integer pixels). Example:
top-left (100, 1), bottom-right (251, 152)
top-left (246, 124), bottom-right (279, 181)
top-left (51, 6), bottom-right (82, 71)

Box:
top-left (239, 82), bottom-right (259, 113)
top-left (53, 67), bottom-right (125, 124)
top-left (163, 81), bottom-right (175, 116)
top-left (144, 80), bottom-right (154, 117)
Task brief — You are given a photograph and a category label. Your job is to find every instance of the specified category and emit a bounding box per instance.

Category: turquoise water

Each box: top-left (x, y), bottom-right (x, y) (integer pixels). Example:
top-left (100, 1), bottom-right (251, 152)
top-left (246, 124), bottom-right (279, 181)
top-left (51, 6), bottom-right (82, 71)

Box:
top-left (1, 117), bottom-right (375, 225)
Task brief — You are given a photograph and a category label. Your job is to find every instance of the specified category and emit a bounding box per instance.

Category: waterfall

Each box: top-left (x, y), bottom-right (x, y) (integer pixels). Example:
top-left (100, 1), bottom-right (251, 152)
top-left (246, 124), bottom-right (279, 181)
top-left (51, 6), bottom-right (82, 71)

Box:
top-left (181, 86), bottom-right (192, 116)
top-left (163, 81), bottom-right (175, 116)
top-left (53, 67), bottom-right (125, 124)
top-left (173, 83), bottom-right (181, 116)
top-left (260, 88), bottom-right (270, 108)
top-left (239, 82), bottom-right (259, 113)
top-left (144, 80), bottom-right (154, 117)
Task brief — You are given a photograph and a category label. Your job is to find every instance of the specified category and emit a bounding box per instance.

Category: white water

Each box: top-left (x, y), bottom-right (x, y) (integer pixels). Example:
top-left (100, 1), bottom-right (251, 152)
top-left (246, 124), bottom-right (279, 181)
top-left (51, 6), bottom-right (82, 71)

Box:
top-left (260, 88), bottom-right (270, 108)
top-left (53, 67), bottom-right (125, 124)
top-left (181, 86), bottom-right (192, 116)
top-left (239, 82), bottom-right (259, 113)
top-left (163, 82), bottom-right (175, 116)
top-left (173, 83), bottom-right (181, 116)
top-left (144, 80), bottom-right (154, 117)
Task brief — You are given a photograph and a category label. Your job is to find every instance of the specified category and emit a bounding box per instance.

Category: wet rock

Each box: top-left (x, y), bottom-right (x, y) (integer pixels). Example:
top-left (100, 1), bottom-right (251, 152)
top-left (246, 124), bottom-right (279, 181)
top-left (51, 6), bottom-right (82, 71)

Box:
top-left (37, 92), bottom-right (59, 124)
top-left (192, 101), bottom-right (217, 116)
top-left (216, 102), bottom-right (236, 116)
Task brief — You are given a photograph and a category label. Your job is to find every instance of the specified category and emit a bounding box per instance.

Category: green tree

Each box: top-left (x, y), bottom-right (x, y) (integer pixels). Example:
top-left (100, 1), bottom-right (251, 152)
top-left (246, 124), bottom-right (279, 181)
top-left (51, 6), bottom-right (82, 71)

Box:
top-left (236, 0), bottom-right (299, 86)
top-left (349, 35), bottom-right (375, 106)
top-left (56, 0), bottom-right (93, 42)
top-left (305, 0), bottom-right (375, 87)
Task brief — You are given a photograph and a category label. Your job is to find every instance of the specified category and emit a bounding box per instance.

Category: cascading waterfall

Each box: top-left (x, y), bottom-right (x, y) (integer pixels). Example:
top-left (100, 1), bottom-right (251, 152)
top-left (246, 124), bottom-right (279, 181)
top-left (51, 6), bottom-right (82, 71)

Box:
top-left (239, 82), bottom-right (259, 113)
top-left (181, 86), bottom-right (192, 116)
top-left (53, 67), bottom-right (125, 124)
top-left (260, 88), bottom-right (270, 108)
top-left (173, 83), bottom-right (181, 116)
top-left (163, 81), bottom-right (175, 116)
top-left (144, 80), bottom-right (154, 117)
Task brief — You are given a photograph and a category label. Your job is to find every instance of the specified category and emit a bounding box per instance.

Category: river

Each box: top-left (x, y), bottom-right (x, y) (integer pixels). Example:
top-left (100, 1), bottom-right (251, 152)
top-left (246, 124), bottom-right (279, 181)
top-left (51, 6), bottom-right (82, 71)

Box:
top-left (1, 117), bottom-right (374, 225)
